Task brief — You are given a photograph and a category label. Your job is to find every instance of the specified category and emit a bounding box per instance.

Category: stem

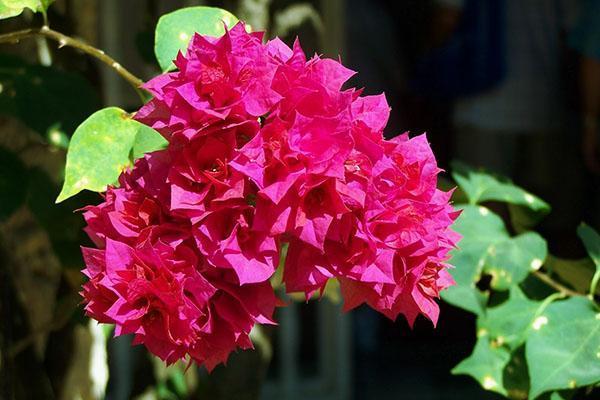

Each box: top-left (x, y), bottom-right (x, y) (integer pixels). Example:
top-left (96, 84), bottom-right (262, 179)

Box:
top-left (532, 270), bottom-right (583, 298)
top-left (0, 26), bottom-right (145, 97)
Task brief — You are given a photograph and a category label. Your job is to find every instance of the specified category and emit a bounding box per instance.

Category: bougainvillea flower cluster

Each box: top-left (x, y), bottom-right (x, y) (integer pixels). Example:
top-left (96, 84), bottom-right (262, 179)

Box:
top-left (80, 23), bottom-right (459, 369)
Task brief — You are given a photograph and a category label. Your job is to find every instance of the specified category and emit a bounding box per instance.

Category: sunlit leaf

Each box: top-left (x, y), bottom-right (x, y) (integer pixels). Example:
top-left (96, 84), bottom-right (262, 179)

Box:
top-left (451, 161), bottom-right (550, 213)
top-left (154, 6), bottom-right (238, 71)
top-left (0, 0), bottom-right (51, 19)
top-left (56, 107), bottom-right (167, 202)
top-left (526, 297), bottom-right (600, 399)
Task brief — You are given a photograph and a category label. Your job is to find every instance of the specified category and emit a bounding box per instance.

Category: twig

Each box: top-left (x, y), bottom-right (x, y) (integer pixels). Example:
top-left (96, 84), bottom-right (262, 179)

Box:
top-left (0, 26), bottom-right (145, 97)
top-left (532, 270), bottom-right (583, 298)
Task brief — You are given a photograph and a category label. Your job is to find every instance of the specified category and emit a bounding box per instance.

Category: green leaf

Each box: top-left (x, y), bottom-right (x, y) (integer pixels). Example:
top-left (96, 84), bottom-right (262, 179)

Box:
top-left (525, 296), bottom-right (600, 399)
top-left (484, 232), bottom-right (547, 291)
top-left (56, 107), bottom-right (167, 202)
top-left (451, 161), bottom-right (550, 213)
top-left (169, 369), bottom-right (188, 398)
top-left (0, 55), bottom-right (100, 137)
top-left (102, 323), bottom-right (115, 340)
top-left (0, 0), bottom-right (49, 19)
top-left (479, 287), bottom-right (544, 351)
top-left (443, 205), bottom-right (547, 313)
top-left (39, 0), bottom-right (52, 12)
top-left (132, 123), bottom-right (168, 160)
top-left (452, 334), bottom-right (511, 396)
top-left (154, 6), bottom-right (239, 71)
top-left (442, 205), bottom-right (506, 314)
top-left (0, 147), bottom-right (28, 221)
top-left (577, 223), bottom-right (600, 296)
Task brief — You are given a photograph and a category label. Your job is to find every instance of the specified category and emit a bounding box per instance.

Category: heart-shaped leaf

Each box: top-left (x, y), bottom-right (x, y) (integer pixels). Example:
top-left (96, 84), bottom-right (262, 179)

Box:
top-left (56, 107), bottom-right (167, 202)
top-left (443, 205), bottom-right (547, 313)
top-left (452, 333), bottom-right (511, 396)
top-left (154, 6), bottom-right (238, 71)
top-left (526, 297), bottom-right (600, 399)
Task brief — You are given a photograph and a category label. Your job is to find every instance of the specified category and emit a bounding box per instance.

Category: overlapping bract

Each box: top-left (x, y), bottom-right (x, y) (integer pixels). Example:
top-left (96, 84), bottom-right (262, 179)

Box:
top-left (80, 23), bottom-right (459, 369)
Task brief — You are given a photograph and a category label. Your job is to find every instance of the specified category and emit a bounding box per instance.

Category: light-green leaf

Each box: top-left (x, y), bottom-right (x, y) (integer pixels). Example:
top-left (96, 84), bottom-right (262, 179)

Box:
top-left (0, 0), bottom-right (52, 19)
top-left (452, 161), bottom-right (550, 213)
top-left (132, 123), bottom-right (168, 160)
top-left (577, 223), bottom-right (600, 296)
top-left (154, 6), bottom-right (238, 71)
top-left (56, 107), bottom-right (167, 202)
top-left (452, 334), bottom-right (511, 396)
top-left (525, 296), bottom-right (600, 399)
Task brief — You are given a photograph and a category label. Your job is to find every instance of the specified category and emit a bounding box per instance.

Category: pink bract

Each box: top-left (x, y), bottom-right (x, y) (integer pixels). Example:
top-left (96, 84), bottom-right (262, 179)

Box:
top-left (80, 22), bottom-right (459, 369)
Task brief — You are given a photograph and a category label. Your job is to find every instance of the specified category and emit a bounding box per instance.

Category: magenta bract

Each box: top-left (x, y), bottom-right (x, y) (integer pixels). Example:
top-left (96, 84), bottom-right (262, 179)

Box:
top-left (80, 23), bottom-right (459, 369)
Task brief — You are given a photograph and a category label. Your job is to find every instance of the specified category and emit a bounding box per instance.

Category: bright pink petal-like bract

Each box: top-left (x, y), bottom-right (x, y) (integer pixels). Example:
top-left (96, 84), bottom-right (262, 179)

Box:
top-left (80, 22), bottom-right (459, 369)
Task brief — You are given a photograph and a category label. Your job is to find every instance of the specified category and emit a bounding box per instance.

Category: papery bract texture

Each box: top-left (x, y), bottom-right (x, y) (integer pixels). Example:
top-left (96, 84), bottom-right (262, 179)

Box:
top-left (80, 22), bottom-right (459, 369)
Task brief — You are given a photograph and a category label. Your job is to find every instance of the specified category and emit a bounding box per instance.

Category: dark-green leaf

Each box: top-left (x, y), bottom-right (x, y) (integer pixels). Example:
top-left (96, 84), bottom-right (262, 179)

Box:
top-left (577, 223), bottom-right (600, 296)
top-left (478, 287), bottom-right (545, 351)
top-left (452, 334), bottom-right (511, 396)
top-left (154, 6), bottom-right (239, 71)
top-left (56, 107), bottom-right (167, 202)
top-left (525, 296), bottom-right (600, 399)
top-left (484, 232), bottom-right (547, 291)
